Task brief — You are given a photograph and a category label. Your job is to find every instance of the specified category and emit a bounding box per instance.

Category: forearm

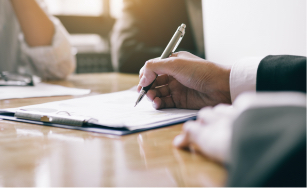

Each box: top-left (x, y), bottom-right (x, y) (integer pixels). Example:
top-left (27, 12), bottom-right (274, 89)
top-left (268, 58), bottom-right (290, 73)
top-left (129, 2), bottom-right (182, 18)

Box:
top-left (10, 0), bottom-right (55, 47)
top-left (19, 17), bottom-right (76, 80)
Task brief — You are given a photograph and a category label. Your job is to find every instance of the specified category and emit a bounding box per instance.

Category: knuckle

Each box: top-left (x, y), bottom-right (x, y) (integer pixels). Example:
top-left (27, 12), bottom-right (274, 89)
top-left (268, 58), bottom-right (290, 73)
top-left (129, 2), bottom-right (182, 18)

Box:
top-left (171, 52), bottom-right (179, 57)
top-left (198, 107), bottom-right (213, 117)
top-left (167, 58), bottom-right (177, 67)
top-left (183, 120), bottom-right (195, 132)
top-left (200, 106), bottom-right (213, 112)
top-left (139, 67), bottom-right (144, 75)
top-left (144, 60), bottom-right (153, 69)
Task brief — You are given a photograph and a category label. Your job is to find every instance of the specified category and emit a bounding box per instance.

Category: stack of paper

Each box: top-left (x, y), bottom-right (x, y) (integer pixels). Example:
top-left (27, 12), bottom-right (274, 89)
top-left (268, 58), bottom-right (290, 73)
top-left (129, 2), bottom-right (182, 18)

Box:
top-left (0, 83), bottom-right (91, 100)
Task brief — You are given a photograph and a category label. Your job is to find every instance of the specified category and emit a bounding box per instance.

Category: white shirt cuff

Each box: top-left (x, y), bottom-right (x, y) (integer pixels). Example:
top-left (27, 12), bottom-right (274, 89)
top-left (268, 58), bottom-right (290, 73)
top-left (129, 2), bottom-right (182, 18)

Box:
top-left (229, 57), bottom-right (265, 102)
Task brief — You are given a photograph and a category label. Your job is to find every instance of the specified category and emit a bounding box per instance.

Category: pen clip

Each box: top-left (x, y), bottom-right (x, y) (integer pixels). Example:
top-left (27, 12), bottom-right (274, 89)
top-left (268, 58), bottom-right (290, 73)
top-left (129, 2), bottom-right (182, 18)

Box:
top-left (172, 24), bottom-right (186, 54)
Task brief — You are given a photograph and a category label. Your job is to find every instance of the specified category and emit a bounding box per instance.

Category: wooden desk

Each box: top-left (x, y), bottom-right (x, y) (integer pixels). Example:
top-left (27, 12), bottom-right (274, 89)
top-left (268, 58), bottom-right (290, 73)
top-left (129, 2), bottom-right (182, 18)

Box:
top-left (0, 73), bottom-right (226, 187)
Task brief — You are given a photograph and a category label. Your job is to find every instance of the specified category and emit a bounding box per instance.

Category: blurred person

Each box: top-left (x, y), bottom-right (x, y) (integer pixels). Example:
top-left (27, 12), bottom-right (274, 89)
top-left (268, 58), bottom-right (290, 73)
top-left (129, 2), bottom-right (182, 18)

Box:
top-left (174, 92), bottom-right (306, 187)
top-left (0, 0), bottom-right (76, 80)
top-left (111, 0), bottom-right (204, 73)
top-left (138, 52), bottom-right (306, 186)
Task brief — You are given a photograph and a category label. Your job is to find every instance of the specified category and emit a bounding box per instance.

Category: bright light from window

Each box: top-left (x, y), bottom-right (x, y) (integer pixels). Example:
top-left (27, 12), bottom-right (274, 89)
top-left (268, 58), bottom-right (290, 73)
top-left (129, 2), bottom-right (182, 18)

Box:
top-left (110, 0), bottom-right (123, 18)
top-left (45, 0), bottom-right (103, 16)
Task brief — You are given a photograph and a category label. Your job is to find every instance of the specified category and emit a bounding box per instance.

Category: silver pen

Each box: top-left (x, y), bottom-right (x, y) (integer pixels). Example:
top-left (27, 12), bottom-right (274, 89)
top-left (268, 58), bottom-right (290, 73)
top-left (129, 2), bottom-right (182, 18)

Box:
top-left (134, 23), bottom-right (186, 107)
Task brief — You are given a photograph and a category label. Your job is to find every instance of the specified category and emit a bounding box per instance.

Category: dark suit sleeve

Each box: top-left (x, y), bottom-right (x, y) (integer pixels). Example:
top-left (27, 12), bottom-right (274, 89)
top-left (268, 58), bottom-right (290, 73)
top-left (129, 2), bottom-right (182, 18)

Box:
top-left (227, 106), bottom-right (306, 187)
top-left (257, 55), bottom-right (306, 93)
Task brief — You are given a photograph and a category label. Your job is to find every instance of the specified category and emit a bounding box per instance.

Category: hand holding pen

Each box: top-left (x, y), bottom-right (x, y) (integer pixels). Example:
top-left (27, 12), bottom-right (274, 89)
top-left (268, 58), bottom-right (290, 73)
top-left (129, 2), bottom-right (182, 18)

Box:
top-left (136, 28), bottom-right (232, 109)
top-left (134, 24), bottom-right (186, 107)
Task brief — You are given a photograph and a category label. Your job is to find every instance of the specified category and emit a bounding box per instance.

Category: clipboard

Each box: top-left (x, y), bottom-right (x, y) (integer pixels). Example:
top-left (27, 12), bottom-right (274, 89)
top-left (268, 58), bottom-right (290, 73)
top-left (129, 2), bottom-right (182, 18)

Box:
top-left (0, 110), bottom-right (196, 135)
top-left (0, 90), bottom-right (198, 135)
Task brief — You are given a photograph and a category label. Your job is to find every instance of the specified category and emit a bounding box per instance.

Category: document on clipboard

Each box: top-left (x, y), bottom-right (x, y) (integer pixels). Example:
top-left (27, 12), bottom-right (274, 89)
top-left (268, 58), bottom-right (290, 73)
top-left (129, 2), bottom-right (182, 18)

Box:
top-left (0, 90), bottom-right (198, 135)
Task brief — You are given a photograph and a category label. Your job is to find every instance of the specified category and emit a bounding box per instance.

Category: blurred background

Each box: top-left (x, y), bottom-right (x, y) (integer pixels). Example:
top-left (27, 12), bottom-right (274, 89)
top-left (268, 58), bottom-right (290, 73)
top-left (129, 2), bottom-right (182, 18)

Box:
top-left (45, 0), bottom-right (124, 74)
top-left (202, 0), bottom-right (306, 65)
top-left (44, 0), bottom-right (306, 74)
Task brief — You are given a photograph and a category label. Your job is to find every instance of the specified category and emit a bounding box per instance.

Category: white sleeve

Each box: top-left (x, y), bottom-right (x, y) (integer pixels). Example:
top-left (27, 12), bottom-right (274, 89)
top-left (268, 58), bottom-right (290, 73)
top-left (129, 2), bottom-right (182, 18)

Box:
top-left (18, 1), bottom-right (76, 80)
top-left (229, 57), bottom-right (265, 102)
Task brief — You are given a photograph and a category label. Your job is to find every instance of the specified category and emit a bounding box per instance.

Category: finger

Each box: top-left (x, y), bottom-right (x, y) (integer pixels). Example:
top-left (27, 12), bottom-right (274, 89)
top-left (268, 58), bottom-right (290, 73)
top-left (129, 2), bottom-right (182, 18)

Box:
top-left (147, 85), bottom-right (170, 101)
top-left (198, 110), bottom-right (221, 124)
top-left (155, 85), bottom-right (171, 97)
top-left (192, 122), bottom-right (232, 163)
top-left (139, 67), bottom-right (144, 79)
top-left (170, 52), bottom-right (179, 58)
top-left (137, 85), bottom-right (142, 93)
top-left (197, 107), bottom-right (215, 124)
top-left (182, 120), bottom-right (201, 133)
top-left (173, 121), bottom-right (196, 148)
top-left (197, 104), bottom-right (234, 124)
top-left (198, 105), bottom-right (231, 124)
top-left (152, 74), bottom-right (169, 87)
top-left (146, 90), bottom-right (156, 101)
top-left (171, 51), bottom-right (188, 58)
top-left (174, 120), bottom-right (204, 150)
top-left (147, 74), bottom-right (169, 89)
top-left (139, 57), bottom-right (160, 79)
top-left (213, 104), bottom-right (232, 112)
top-left (171, 51), bottom-right (203, 60)
top-left (183, 121), bottom-right (208, 155)
top-left (173, 134), bottom-right (189, 148)
top-left (139, 58), bottom-right (178, 87)
top-left (152, 96), bottom-right (175, 109)
top-left (213, 104), bottom-right (234, 116)
top-left (138, 74), bottom-right (169, 94)
top-left (138, 56), bottom-right (204, 91)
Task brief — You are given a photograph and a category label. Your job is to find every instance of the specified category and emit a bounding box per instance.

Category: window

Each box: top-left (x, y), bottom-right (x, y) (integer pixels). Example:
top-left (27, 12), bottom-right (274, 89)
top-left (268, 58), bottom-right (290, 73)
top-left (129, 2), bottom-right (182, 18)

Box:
top-left (110, 0), bottom-right (123, 18)
top-left (44, 0), bottom-right (123, 18)
top-left (44, 0), bottom-right (123, 73)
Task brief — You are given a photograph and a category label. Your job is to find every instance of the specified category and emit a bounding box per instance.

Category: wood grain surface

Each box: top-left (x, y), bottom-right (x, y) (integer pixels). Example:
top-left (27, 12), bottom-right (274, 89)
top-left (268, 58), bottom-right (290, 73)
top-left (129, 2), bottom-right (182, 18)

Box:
top-left (0, 73), bottom-right (226, 187)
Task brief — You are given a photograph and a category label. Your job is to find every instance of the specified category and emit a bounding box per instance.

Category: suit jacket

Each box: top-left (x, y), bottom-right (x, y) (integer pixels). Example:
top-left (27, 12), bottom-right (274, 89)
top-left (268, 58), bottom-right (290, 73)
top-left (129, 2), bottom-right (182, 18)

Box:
top-left (257, 55), bottom-right (306, 93)
top-left (110, 0), bottom-right (204, 73)
top-left (227, 55), bottom-right (306, 187)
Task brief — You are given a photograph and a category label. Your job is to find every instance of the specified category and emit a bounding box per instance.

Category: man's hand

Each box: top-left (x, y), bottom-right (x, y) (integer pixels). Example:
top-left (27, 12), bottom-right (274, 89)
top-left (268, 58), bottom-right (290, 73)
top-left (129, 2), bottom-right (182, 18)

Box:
top-left (137, 52), bottom-right (232, 110)
top-left (173, 104), bottom-right (237, 163)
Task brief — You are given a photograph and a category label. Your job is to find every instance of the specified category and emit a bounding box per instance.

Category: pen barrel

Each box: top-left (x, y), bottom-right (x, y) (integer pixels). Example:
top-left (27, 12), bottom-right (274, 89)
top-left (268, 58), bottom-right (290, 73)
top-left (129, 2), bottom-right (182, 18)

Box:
top-left (160, 30), bottom-right (183, 59)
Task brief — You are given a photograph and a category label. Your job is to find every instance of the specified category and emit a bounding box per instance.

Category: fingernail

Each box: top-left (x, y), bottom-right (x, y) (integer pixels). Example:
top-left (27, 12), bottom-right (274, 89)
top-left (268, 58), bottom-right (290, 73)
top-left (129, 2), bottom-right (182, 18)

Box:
top-left (140, 76), bottom-right (146, 86)
top-left (152, 100), bottom-right (157, 109)
top-left (173, 134), bottom-right (184, 147)
top-left (147, 96), bottom-right (152, 102)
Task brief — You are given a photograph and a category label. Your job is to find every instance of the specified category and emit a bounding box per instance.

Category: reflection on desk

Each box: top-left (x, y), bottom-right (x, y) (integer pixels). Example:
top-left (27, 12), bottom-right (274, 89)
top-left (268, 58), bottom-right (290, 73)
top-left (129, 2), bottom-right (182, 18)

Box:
top-left (0, 73), bottom-right (226, 187)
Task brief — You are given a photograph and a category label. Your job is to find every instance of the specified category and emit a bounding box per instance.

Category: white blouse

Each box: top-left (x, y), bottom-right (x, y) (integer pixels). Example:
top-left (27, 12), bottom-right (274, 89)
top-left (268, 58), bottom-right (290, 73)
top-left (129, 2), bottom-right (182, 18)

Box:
top-left (0, 0), bottom-right (76, 80)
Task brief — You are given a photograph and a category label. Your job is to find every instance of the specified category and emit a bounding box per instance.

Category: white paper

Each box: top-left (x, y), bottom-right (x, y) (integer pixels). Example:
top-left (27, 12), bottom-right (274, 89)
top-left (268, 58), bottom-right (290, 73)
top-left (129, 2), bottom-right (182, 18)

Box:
top-left (0, 83), bottom-right (91, 100)
top-left (8, 90), bottom-right (198, 130)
